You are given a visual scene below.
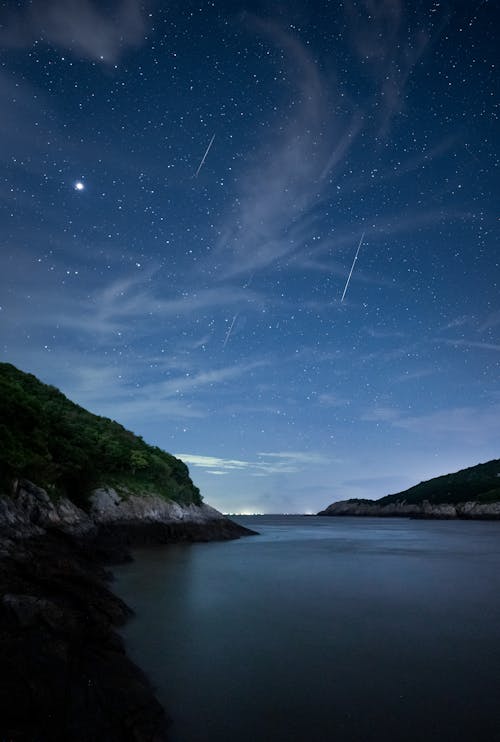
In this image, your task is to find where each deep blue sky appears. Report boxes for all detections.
[1,0,498,513]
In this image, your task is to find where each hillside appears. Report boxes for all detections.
[0,362,202,508]
[0,363,252,737]
[318,458,500,518]
[378,459,500,506]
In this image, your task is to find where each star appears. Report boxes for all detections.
[0,0,496,517]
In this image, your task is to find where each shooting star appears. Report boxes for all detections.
[242,272,254,289]
[341,231,365,303]
[195,133,215,177]
[223,313,238,348]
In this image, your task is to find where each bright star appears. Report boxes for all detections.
[74,181,85,191]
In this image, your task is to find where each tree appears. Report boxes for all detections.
[130,450,149,474]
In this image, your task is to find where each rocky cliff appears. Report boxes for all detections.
[0,478,251,545]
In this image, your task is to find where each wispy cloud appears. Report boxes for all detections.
[177,450,333,476]
[394,405,500,442]
[151,363,267,399]
[364,327,406,340]
[317,393,350,408]
[288,206,470,290]
[28,269,264,340]
[343,0,445,135]
[6,344,267,423]
[258,451,332,465]
[362,406,402,423]
[363,402,500,444]
[393,368,438,383]
[77,361,268,423]
[440,338,500,353]
[439,316,472,332]
[212,17,360,279]
[206,5,460,295]
[174,455,250,471]
[479,310,500,333]
[0,0,149,63]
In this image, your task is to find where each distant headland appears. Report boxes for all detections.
[318,459,500,519]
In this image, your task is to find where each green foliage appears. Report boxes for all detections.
[0,363,202,508]
[130,450,149,473]
[379,459,500,506]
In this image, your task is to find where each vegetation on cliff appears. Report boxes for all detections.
[318,460,500,518]
[378,459,500,506]
[0,362,202,507]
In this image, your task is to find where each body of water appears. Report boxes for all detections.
[114,516,500,741]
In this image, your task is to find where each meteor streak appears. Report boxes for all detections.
[195,133,216,177]
[223,313,238,348]
[341,231,365,303]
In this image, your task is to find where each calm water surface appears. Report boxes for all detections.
[114,516,500,741]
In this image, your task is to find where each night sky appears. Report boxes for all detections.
[1,0,498,513]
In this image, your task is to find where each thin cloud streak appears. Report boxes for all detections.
[71,363,267,423]
[6,347,267,423]
[26,271,265,340]
[363,403,500,444]
[258,451,333,465]
[441,338,500,353]
[394,405,500,442]
[177,450,334,476]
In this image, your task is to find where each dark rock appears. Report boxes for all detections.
[2,593,65,630]
[318,498,500,519]
[0,531,169,741]
[0,480,257,740]
[94,516,257,551]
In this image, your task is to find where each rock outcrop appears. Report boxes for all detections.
[89,485,249,544]
[0,479,252,547]
[0,479,95,543]
[318,498,500,519]
[0,529,169,741]
[0,480,255,740]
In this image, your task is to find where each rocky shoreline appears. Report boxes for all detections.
[0,480,255,740]
[318,498,500,519]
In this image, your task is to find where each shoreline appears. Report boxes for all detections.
[318,500,500,519]
[0,481,255,740]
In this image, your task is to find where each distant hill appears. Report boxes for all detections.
[318,459,500,518]
[378,459,500,506]
[0,362,202,507]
